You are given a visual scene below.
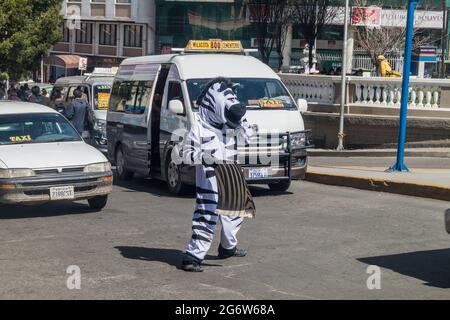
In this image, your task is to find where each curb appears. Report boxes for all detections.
[307,149,450,158]
[305,170,450,202]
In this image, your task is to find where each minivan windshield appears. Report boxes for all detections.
[187,78,296,111]
[93,84,112,110]
[0,113,82,145]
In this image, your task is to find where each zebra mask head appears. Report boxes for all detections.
[197,77,246,130]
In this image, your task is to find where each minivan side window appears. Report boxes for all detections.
[109,80,153,115]
[167,82,183,106]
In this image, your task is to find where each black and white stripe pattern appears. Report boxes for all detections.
[184,78,256,261]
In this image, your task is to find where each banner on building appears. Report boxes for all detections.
[351,6,382,28]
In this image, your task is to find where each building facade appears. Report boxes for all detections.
[46,0,446,80]
[46,0,155,81]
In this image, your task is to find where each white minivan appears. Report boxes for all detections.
[107,40,312,194]
[0,102,113,210]
[53,69,115,154]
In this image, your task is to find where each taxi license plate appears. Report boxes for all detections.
[50,186,75,200]
[248,168,269,179]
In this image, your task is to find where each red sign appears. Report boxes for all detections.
[351,6,382,27]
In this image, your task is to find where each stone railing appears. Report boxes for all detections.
[280,73,450,110]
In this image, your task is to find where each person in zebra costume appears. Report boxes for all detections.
[181,77,257,272]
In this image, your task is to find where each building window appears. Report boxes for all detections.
[116,0,131,3]
[124,25,143,48]
[76,22,93,44]
[60,23,70,43]
[99,24,117,46]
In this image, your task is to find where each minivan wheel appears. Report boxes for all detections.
[115,146,134,181]
[88,195,108,211]
[268,180,291,192]
[165,157,184,195]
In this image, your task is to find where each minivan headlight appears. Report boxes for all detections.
[94,119,106,133]
[0,168,35,179]
[84,162,112,173]
[290,132,307,148]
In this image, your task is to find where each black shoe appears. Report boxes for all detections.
[181,254,204,272]
[218,245,247,259]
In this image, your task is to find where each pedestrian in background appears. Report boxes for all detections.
[0,84,6,100]
[40,89,51,107]
[65,89,89,135]
[28,86,45,105]
[7,88,20,101]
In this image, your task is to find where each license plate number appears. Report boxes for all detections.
[50,186,75,200]
[248,168,269,179]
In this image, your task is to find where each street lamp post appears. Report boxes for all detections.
[389,0,419,172]
[337,0,349,151]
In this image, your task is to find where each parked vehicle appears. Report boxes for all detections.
[53,68,116,154]
[107,40,312,194]
[0,102,113,210]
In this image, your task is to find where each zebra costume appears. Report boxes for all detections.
[182,78,256,270]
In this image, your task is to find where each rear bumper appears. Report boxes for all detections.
[0,172,113,204]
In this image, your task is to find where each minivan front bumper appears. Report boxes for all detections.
[0,172,113,204]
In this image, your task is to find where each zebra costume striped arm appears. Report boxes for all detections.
[182,120,202,166]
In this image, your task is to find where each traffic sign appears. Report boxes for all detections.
[78,57,88,71]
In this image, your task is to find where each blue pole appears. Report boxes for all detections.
[389,0,419,172]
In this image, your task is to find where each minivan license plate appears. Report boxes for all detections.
[248,168,269,179]
[50,186,75,200]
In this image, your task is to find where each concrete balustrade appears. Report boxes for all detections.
[279,73,450,149]
[280,73,450,110]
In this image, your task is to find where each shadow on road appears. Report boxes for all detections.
[114,176,293,199]
[115,246,223,269]
[358,248,450,289]
[114,177,194,199]
[0,201,96,219]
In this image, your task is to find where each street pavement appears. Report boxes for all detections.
[0,178,449,299]
[308,157,450,201]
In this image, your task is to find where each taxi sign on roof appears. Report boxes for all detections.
[185,39,243,53]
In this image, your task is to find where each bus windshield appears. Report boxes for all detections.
[187,78,296,111]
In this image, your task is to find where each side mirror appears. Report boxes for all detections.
[297,98,308,114]
[168,99,185,115]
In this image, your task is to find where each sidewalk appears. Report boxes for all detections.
[307,157,450,201]
[308,148,450,158]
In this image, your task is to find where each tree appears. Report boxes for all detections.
[0,0,62,80]
[292,0,340,70]
[353,0,438,68]
[246,0,292,68]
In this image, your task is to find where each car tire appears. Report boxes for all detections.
[268,180,291,192]
[115,146,134,181]
[88,195,108,211]
[165,155,185,195]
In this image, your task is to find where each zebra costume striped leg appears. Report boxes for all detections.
[186,164,244,261]
[182,78,255,266]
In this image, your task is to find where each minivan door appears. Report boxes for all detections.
[148,64,170,174]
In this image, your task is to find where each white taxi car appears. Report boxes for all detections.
[0,102,113,210]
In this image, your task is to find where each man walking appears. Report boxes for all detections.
[65,89,89,135]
